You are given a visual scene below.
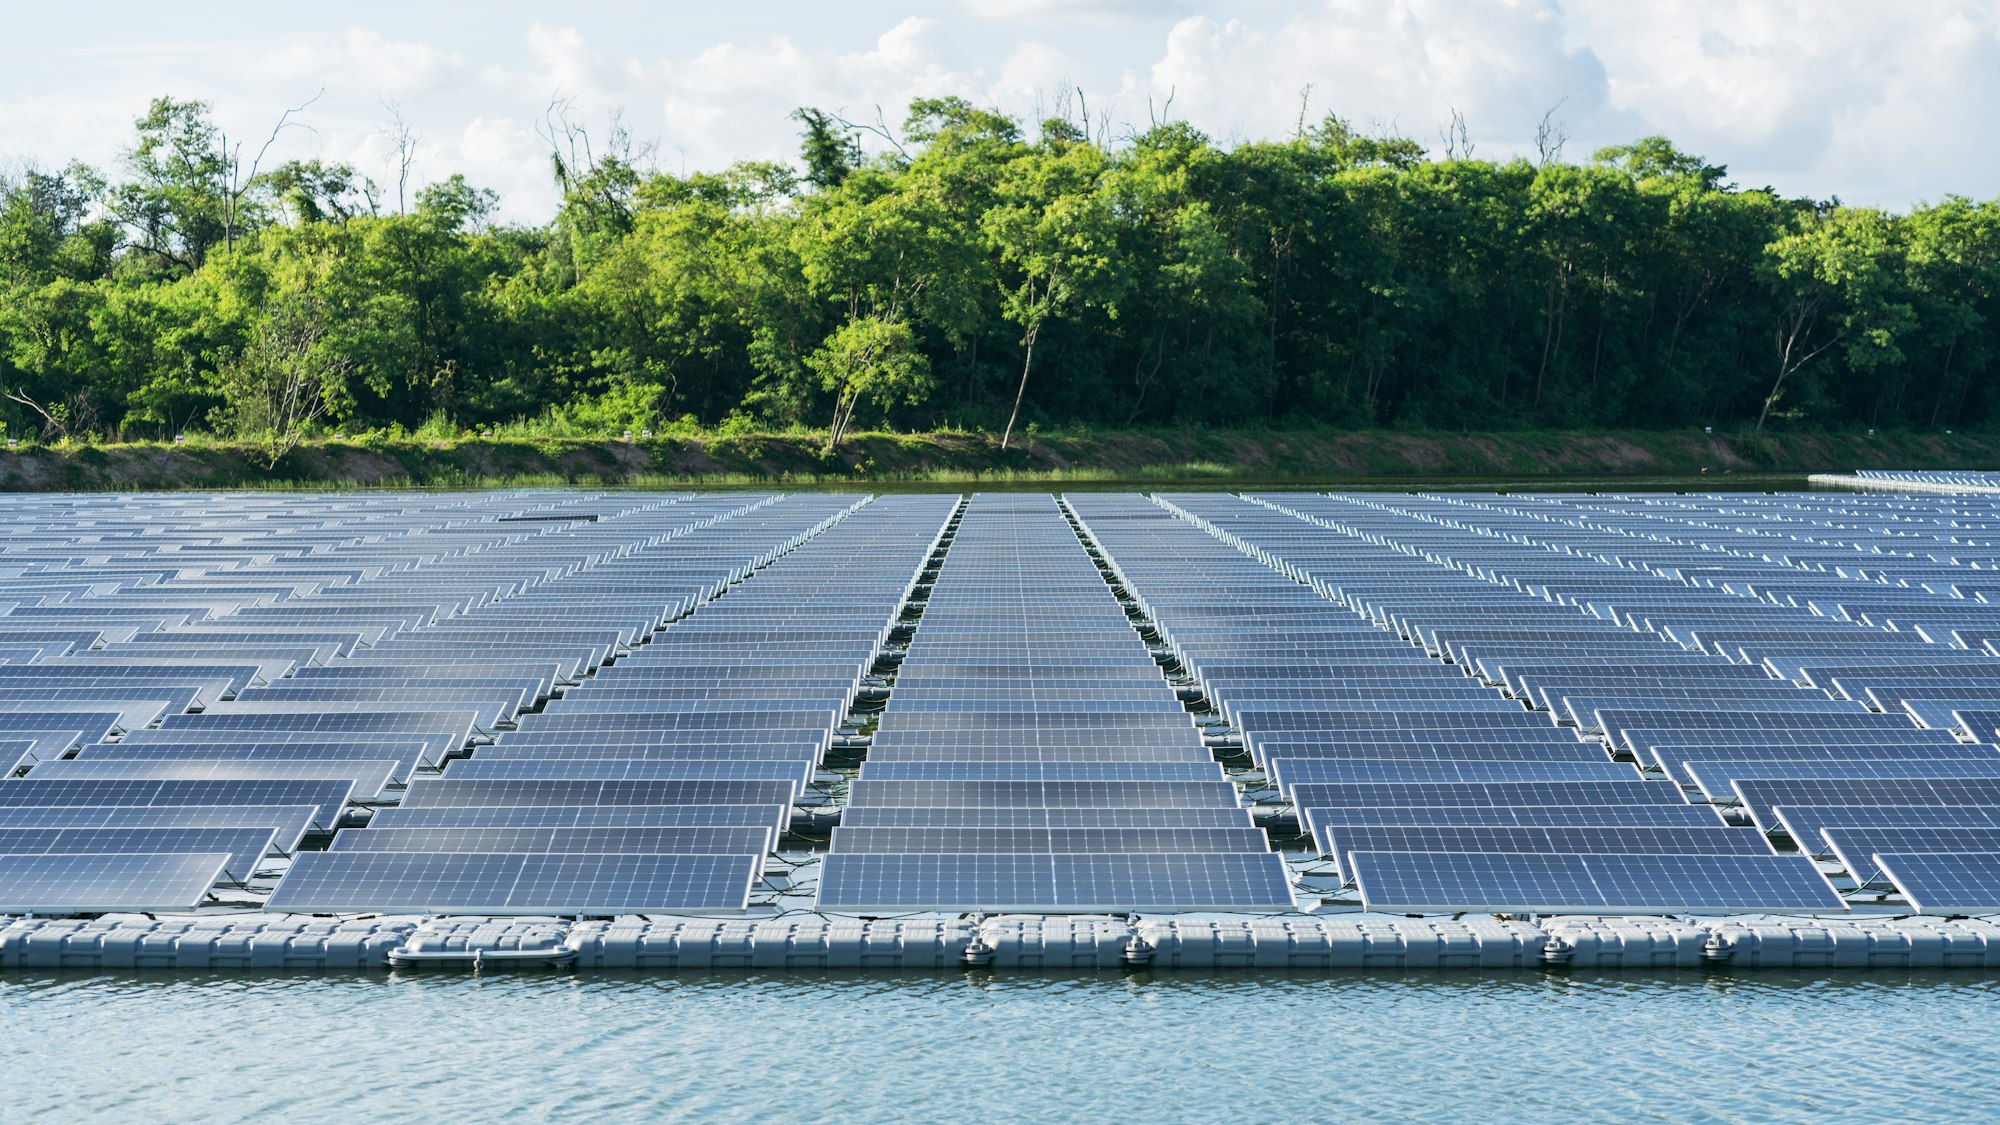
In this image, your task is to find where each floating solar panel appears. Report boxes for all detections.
[266,851,760,914]
[1290,779,1689,809]
[1872,852,2000,914]
[22,759,402,800]
[442,758,815,792]
[1348,850,1845,914]
[844,781,1240,809]
[1684,758,2000,801]
[1771,804,2000,855]
[1269,758,1640,790]
[398,778,797,809]
[1820,826,2000,885]
[1734,778,2000,833]
[830,826,1271,854]
[0,805,318,851]
[363,804,792,833]
[815,851,1294,913]
[837,806,1257,829]
[0,852,231,913]
[1302,805,1732,844]
[0,779,354,831]
[856,762,1224,783]
[329,825,773,855]
[0,827,277,882]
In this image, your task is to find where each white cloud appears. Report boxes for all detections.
[1145,2,1614,153]
[961,0,1189,22]
[253,29,465,100]
[0,3,1993,221]
[1565,0,2000,202]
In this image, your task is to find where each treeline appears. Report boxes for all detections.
[3,95,1998,453]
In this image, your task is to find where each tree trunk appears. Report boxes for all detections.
[1125,325,1166,426]
[1000,322,1040,450]
[824,386,856,454]
[1760,348,1792,430]
[1533,269,1566,409]
[1929,340,1958,428]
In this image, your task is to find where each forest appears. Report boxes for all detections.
[2,94,1997,456]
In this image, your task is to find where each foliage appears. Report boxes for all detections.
[805,315,931,450]
[1,98,1998,448]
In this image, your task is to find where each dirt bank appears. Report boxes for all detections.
[1,429,1995,490]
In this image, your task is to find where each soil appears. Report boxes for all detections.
[1,429,1995,490]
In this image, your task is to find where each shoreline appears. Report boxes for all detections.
[2,429,1996,491]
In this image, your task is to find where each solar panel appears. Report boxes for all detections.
[71,740,431,782]
[0,804,317,851]
[441,758,814,791]
[844,781,1241,809]
[329,825,774,855]
[856,762,1223,783]
[23,759,402,799]
[1821,826,2000,885]
[1245,734,1608,764]
[266,851,760,914]
[1302,805,1731,843]
[1771,805,2000,854]
[815,851,1295,912]
[1289,779,1688,809]
[835,807,1257,829]
[1348,850,1845,914]
[1315,824,1772,878]
[362,804,791,832]
[1685,758,2000,801]
[1873,852,2000,914]
[0,779,354,831]
[829,827,1272,853]
[0,827,277,882]
[0,852,231,912]
[1645,740,1987,781]
[1269,758,1640,790]
[398,778,797,808]
[1734,778,2000,832]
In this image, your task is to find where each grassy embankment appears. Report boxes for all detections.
[1,429,1995,491]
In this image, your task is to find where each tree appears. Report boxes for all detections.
[805,315,931,451]
[983,132,1124,448]
[109,97,231,274]
[1756,208,1914,431]
[213,231,357,465]
[792,108,861,190]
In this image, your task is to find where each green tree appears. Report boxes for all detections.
[983,128,1124,447]
[1756,207,1914,431]
[805,314,931,451]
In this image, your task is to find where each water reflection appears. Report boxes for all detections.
[4,969,1997,1121]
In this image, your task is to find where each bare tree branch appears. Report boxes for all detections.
[2,388,66,441]
[1439,107,1474,160]
[380,96,420,214]
[222,88,324,252]
[1535,97,1570,166]
[833,106,909,159]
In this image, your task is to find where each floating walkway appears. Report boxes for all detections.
[7,912,2000,972]
[1810,471,2000,494]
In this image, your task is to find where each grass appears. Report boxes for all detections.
[2,426,1997,492]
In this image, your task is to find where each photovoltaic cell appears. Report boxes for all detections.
[1348,850,1844,914]
[0,852,231,913]
[266,851,760,914]
[1873,852,2000,914]
[816,851,1294,913]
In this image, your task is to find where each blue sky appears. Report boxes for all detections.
[3,1,1995,220]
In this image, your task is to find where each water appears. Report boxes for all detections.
[5,971,1996,1121]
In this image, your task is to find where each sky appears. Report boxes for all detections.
[2,0,1995,222]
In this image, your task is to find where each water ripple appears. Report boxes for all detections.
[5,971,2000,1122]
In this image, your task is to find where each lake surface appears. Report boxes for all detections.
[6,970,1997,1122]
